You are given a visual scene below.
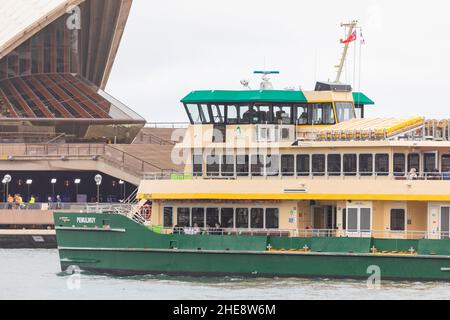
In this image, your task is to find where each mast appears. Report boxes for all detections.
[334,20,358,83]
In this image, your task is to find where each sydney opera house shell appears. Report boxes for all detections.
[0,0,145,143]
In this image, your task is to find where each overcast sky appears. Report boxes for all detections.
[106,0,450,123]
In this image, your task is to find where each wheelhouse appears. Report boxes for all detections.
[182,90,374,126]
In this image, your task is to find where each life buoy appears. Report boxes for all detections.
[142,205,152,221]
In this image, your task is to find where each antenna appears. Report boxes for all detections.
[334,20,358,83]
[254,71,280,90]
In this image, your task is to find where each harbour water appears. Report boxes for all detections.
[0,249,449,300]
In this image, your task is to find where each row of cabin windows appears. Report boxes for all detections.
[193,153,450,177]
[185,102,356,126]
[342,208,405,231]
[163,207,279,229]
[194,153,390,177]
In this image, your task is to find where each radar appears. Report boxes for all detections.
[254,71,279,91]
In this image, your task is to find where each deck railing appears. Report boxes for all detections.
[142,171,450,181]
[149,227,445,240]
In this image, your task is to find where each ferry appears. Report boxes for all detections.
[54,23,450,281]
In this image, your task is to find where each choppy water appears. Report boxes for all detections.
[0,249,449,300]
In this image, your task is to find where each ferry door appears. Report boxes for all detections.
[441,207,450,239]
[346,205,372,238]
[312,206,336,236]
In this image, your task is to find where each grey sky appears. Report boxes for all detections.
[106,0,450,123]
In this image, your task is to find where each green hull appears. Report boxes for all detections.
[54,213,450,281]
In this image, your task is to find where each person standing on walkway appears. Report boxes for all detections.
[7,194,13,209]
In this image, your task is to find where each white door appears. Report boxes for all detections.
[346,207,372,237]
[441,207,450,239]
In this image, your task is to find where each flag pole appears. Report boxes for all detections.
[335,20,358,83]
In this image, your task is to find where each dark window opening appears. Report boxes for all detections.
[163,207,173,227]
[343,154,357,176]
[297,155,310,176]
[281,155,295,176]
[221,155,235,177]
[251,155,264,177]
[236,208,249,228]
[266,208,279,229]
[394,154,406,176]
[236,155,249,176]
[312,154,325,176]
[390,209,405,231]
[359,154,373,176]
[327,154,341,176]
[375,154,389,176]
[221,208,234,228]
[251,208,264,228]
[177,208,190,227]
[192,208,205,228]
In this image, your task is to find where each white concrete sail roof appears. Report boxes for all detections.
[0,0,83,59]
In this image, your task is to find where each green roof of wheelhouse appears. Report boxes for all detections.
[181,90,375,105]
[181,90,308,104]
[353,92,375,105]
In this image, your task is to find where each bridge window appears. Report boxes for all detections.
[343,154,357,176]
[312,154,325,176]
[239,105,252,124]
[236,155,249,176]
[227,105,238,124]
[309,103,335,125]
[266,208,279,229]
[266,154,279,176]
[394,154,406,176]
[177,208,191,227]
[281,155,295,176]
[236,208,249,228]
[297,155,310,176]
[253,104,271,124]
[163,207,173,227]
[199,104,212,124]
[408,153,420,173]
[221,208,234,228]
[295,104,308,125]
[335,102,356,123]
[221,155,235,177]
[185,104,202,124]
[192,208,205,228]
[327,154,341,176]
[273,105,293,125]
[206,208,220,228]
[211,104,225,124]
[359,154,373,176]
[390,209,405,231]
[251,208,264,228]
[375,154,389,176]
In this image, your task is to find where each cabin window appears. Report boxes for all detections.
[163,207,173,227]
[390,209,405,231]
[251,208,264,228]
[423,153,437,173]
[394,154,406,176]
[251,155,264,176]
[297,155,310,176]
[211,104,225,124]
[295,104,308,125]
[206,153,220,177]
[206,208,220,228]
[185,104,202,124]
[236,155,249,176]
[221,208,234,228]
[177,208,191,227]
[312,154,325,176]
[335,102,356,123]
[192,154,203,177]
[359,154,373,176]
[375,154,389,176]
[253,104,271,124]
[407,153,420,173]
[192,208,205,228]
[273,105,293,125]
[442,155,450,173]
[342,208,347,230]
[221,155,235,177]
[266,154,280,176]
[281,155,295,176]
[227,105,238,124]
[327,154,341,176]
[266,208,279,229]
[343,154,357,176]
[199,104,212,124]
[236,208,249,228]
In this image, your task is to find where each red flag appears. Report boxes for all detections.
[340,31,357,44]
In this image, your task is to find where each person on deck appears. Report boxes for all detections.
[7,194,13,209]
